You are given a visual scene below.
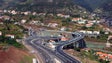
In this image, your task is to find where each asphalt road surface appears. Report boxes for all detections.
[25,29,85,63]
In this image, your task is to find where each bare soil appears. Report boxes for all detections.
[0,46,32,63]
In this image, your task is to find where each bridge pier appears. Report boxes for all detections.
[63,39,86,49]
[78,39,86,48]
[73,39,86,49]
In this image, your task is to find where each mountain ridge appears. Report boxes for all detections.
[0,0,111,15]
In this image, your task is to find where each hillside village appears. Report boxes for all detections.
[0,9,112,42]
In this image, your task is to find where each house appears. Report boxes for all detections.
[41,23,44,26]
[0,19,3,24]
[14,22,20,25]
[11,10,17,15]
[93,31,100,35]
[0,16,2,19]
[88,20,100,24]
[47,23,58,28]
[39,13,46,15]
[32,12,37,15]
[48,13,54,16]
[79,30,86,34]
[21,19,27,24]
[96,21,100,24]
[60,27,67,31]
[105,31,109,35]
[79,30,100,38]
[72,18,81,22]
[78,20,86,24]
[88,20,96,24]
[2,16,10,20]
[8,10,11,13]
[0,10,3,13]
[57,14,70,18]
[61,36,68,41]
[24,12,29,15]
[96,52,112,60]
[57,14,64,17]
[86,31,93,34]
[5,34,15,38]
[23,11,31,15]
[3,10,7,13]
[0,31,2,36]
[29,20,41,25]
[64,15,70,18]
[86,23,93,27]
[108,35,112,40]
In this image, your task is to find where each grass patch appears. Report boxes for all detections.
[20,55,33,63]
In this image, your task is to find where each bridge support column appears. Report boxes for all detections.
[78,39,86,48]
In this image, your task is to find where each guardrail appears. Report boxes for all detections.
[34,30,86,63]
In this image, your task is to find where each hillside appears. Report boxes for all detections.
[0,0,111,11]
[0,0,112,16]
[101,0,112,14]
[0,46,33,63]
[0,0,88,15]
[73,0,111,11]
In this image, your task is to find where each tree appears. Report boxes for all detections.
[100,30,105,34]
[81,26,87,30]
[61,18,71,26]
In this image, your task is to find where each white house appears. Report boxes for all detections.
[47,23,58,28]
[0,31,2,36]
[86,31,93,34]
[57,14,70,18]
[60,27,67,31]
[8,10,11,13]
[57,14,64,17]
[86,23,93,27]
[78,20,86,24]
[105,31,109,35]
[108,35,112,40]
[30,20,41,25]
[11,10,17,15]
[38,13,46,16]
[21,19,27,24]
[3,10,7,13]
[93,31,100,35]
[5,34,15,38]
[72,18,80,22]
[64,15,70,18]
[32,12,37,15]
[79,30,86,34]
[23,11,31,15]
[79,30,100,38]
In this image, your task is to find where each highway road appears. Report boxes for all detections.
[26,30,59,63]
[25,29,85,63]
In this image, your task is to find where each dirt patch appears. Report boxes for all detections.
[0,46,32,63]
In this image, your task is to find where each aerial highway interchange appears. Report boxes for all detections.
[25,29,86,63]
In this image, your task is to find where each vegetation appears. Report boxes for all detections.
[0,20,24,39]
[0,36,24,48]
[61,18,71,26]
[20,55,33,63]
[0,18,25,48]
[81,49,110,63]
